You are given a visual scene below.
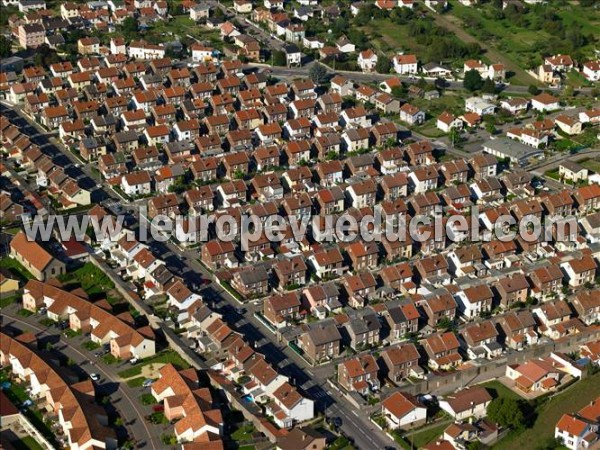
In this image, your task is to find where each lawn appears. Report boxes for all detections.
[117,351,191,379]
[144,16,224,50]
[578,158,600,174]
[11,436,45,450]
[231,423,255,441]
[404,422,449,448]
[495,372,600,449]
[0,294,19,308]
[127,377,147,388]
[0,257,34,282]
[139,393,157,405]
[479,380,522,401]
[57,263,115,297]
[545,168,560,181]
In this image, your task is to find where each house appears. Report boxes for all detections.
[498,310,539,351]
[201,240,236,271]
[460,320,502,360]
[284,44,302,67]
[382,392,427,430]
[231,265,269,298]
[422,291,457,328]
[559,161,588,183]
[121,171,153,197]
[465,97,495,116]
[528,263,564,301]
[454,284,494,320]
[263,292,301,328]
[358,50,378,73]
[297,320,342,364]
[421,332,462,370]
[381,343,421,384]
[9,231,66,281]
[399,103,425,125]
[343,307,381,349]
[382,301,420,341]
[338,354,379,394]
[495,273,530,309]
[533,300,572,337]
[583,60,600,82]
[560,255,597,288]
[573,185,600,214]
[302,282,342,315]
[555,115,582,135]
[439,387,492,420]
[571,290,600,326]
[336,36,355,53]
[555,409,600,450]
[393,54,418,74]
[506,357,562,394]
[531,93,560,112]
[437,111,463,133]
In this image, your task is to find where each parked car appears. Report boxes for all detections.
[142,379,154,388]
[90,373,100,381]
[129,357,138,365]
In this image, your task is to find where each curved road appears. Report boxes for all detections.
[2,310,158,450]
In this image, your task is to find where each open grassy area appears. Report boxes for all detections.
[404,422,449,448]
[11,436,45,450]
[0,294,20,309]
[57,263,115,297]
[479,380,522,401]
[579,158,600,174]
[495,372,600,449]
[0,257,34,282]
[446,0,599,76]
[231,423,255,441]
[142,16,223,50]
[118,350,191,379]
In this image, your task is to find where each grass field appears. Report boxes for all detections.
[404,422,450,448]
[57,263,115,297]
[495,372,600,449]
[579,158,600,174]
[11,436,45,450]
[118,350,191,379]
[479,380,522,401]
[0,257,33,282]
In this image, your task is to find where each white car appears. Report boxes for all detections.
[90,373,100,381]
[129,357,138,365]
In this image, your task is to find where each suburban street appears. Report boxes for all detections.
[1,306,161,450]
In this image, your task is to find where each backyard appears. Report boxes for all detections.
[57,263,117,299]
[494,372,600,449]
[0,257,33,282]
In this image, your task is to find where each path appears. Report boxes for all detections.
[431,11,539,86]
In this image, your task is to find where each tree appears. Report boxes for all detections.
[271,50,286,67]
[481,77,497,94]
[309,62,328,85]
[487,397,527,430]
[375,55,391,74]
[121,17,138,40]
[0,36,11,58]
[464,69,483,91]
[528,84,541,96]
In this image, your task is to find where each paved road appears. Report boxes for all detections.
[1,307,161,449]
[247,62,596,96]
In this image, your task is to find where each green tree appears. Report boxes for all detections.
[121,17,138,40]
[375,55,391,74]
[309,62,328,85]
[481,77,496,94]
[271,50,286,67]
[464,69,483,91]
[0,36,11,58]
[528,85,541,96]
[487,397,526,430]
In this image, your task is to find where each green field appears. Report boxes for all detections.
[117,350,191,379]
[11,436,45,450]
[495,372,600,449]
[403,422,450,448]
[447,0,600,74]
[0,257,33,282]
[57,263,115,297]
[579,158,600,174]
